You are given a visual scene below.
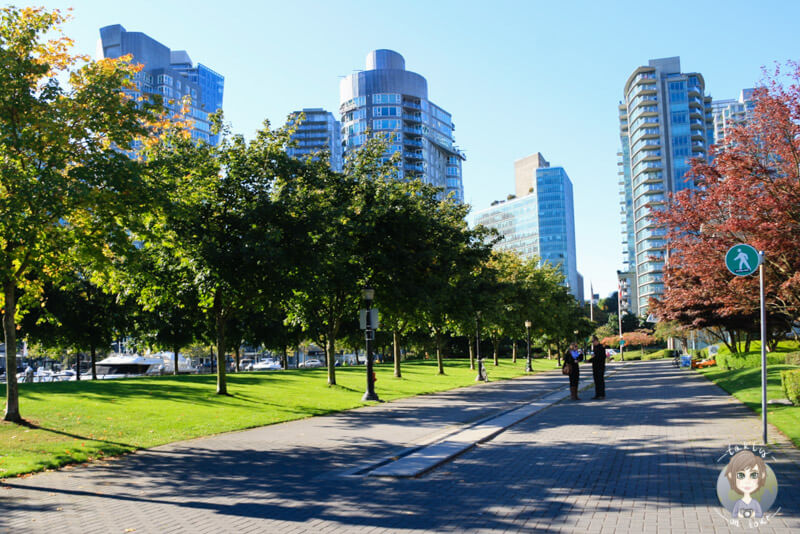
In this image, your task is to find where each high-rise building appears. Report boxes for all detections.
[287,108,343,172]
[339,50,465,202]
[473,154,580,299]
[618,57,713,314]
[711,88,755,145]
[98,24,224,146]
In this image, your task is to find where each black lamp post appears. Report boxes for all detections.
[362,287,380,402]
[525,320,532,372]
[475,311,486,382]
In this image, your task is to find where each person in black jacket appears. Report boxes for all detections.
[563,342,583,400]
[589,336,606,399]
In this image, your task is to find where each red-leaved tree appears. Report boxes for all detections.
[651,62,800,353]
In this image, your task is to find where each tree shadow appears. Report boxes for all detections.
[1,361,798,532]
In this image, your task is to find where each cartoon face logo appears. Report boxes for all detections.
[717,450,778,520]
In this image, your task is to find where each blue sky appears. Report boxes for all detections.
[38,0,799,298]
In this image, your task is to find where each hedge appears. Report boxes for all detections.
[782,369,800,406]
[785,351,800,366]
[642,349,675,361]
[716,351,787,370]
[612,353,641,361]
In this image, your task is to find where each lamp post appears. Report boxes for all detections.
[362,287,380,402]
[475,311,486,381]
[525,320,532,372]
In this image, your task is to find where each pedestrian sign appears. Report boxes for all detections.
[725,244,760,276]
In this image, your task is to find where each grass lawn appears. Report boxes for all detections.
[0,358,557,477]
[699,364,800,448]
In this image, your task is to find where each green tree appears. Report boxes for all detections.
[0,7,159,422]
[285,139,397,385]
[136,118,295,394]
[20,273,131,380]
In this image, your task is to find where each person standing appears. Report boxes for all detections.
[563,342,583,400]
[590,336,606,400]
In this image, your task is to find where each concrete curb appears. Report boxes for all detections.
[364,363,626,478]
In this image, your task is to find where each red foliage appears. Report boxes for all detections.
[652,62,800,337]
[622,331,656,348]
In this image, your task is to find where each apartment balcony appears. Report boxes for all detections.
[402,100,422,110]
[403,137,423,148]
[404,126,423,136]
[405,150,423,160]
[403,113,422,123]
[404,162,424,173]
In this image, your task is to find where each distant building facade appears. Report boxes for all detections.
[287,108,343,172]
[339,50,464,202]
[98,24,224,146]
[473,154,580,300]
[618,57,713,314]
[711,88,755,145]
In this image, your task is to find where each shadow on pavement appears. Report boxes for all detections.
[1,361,798,532]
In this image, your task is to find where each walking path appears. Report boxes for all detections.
[1,360,799,533]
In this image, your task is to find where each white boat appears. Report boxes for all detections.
[150,352,197,374]
[91,354,166,379]
[87,352,197,379]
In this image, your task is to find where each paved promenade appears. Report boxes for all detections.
[2,360,799,533]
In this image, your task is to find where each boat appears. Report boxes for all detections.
[150,351,197,374]
[91,354,166,379]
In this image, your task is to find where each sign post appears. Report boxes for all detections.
[725,244,767,444]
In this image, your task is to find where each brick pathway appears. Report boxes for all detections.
[1,360,799,533]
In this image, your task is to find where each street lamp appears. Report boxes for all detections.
[525,320,532,372]
[362,287,379,402]
[475,311,486,381]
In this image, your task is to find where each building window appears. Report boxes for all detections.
[372,93,401,104]
[373,106,399,117]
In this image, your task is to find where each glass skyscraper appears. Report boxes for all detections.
[618,57,713,314]
[473,154,580,300]
[287,108,343,172]
[98,25,224,146]
[711,88,755,145]
[339,50,465,202]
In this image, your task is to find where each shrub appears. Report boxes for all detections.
[785,352,800,366]
[781,369,800,406]
[716,351,787,370]
[642,349,674,360]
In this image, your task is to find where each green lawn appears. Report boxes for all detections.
[0,358,557,477]
[699,364,800,448]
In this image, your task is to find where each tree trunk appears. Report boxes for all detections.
[76,350,81,381]
[393,330,401,378]
[3,282,22,423]
[469,336,475,370]
[325,333,336,385]
[492,335,499,366]
[512,340,517,363]
[214,291,228,395]
[235,345,240,373]
[90,344,97,380]
[282,346,288,370]
[435,330,444,375]
[173,345,180,375]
